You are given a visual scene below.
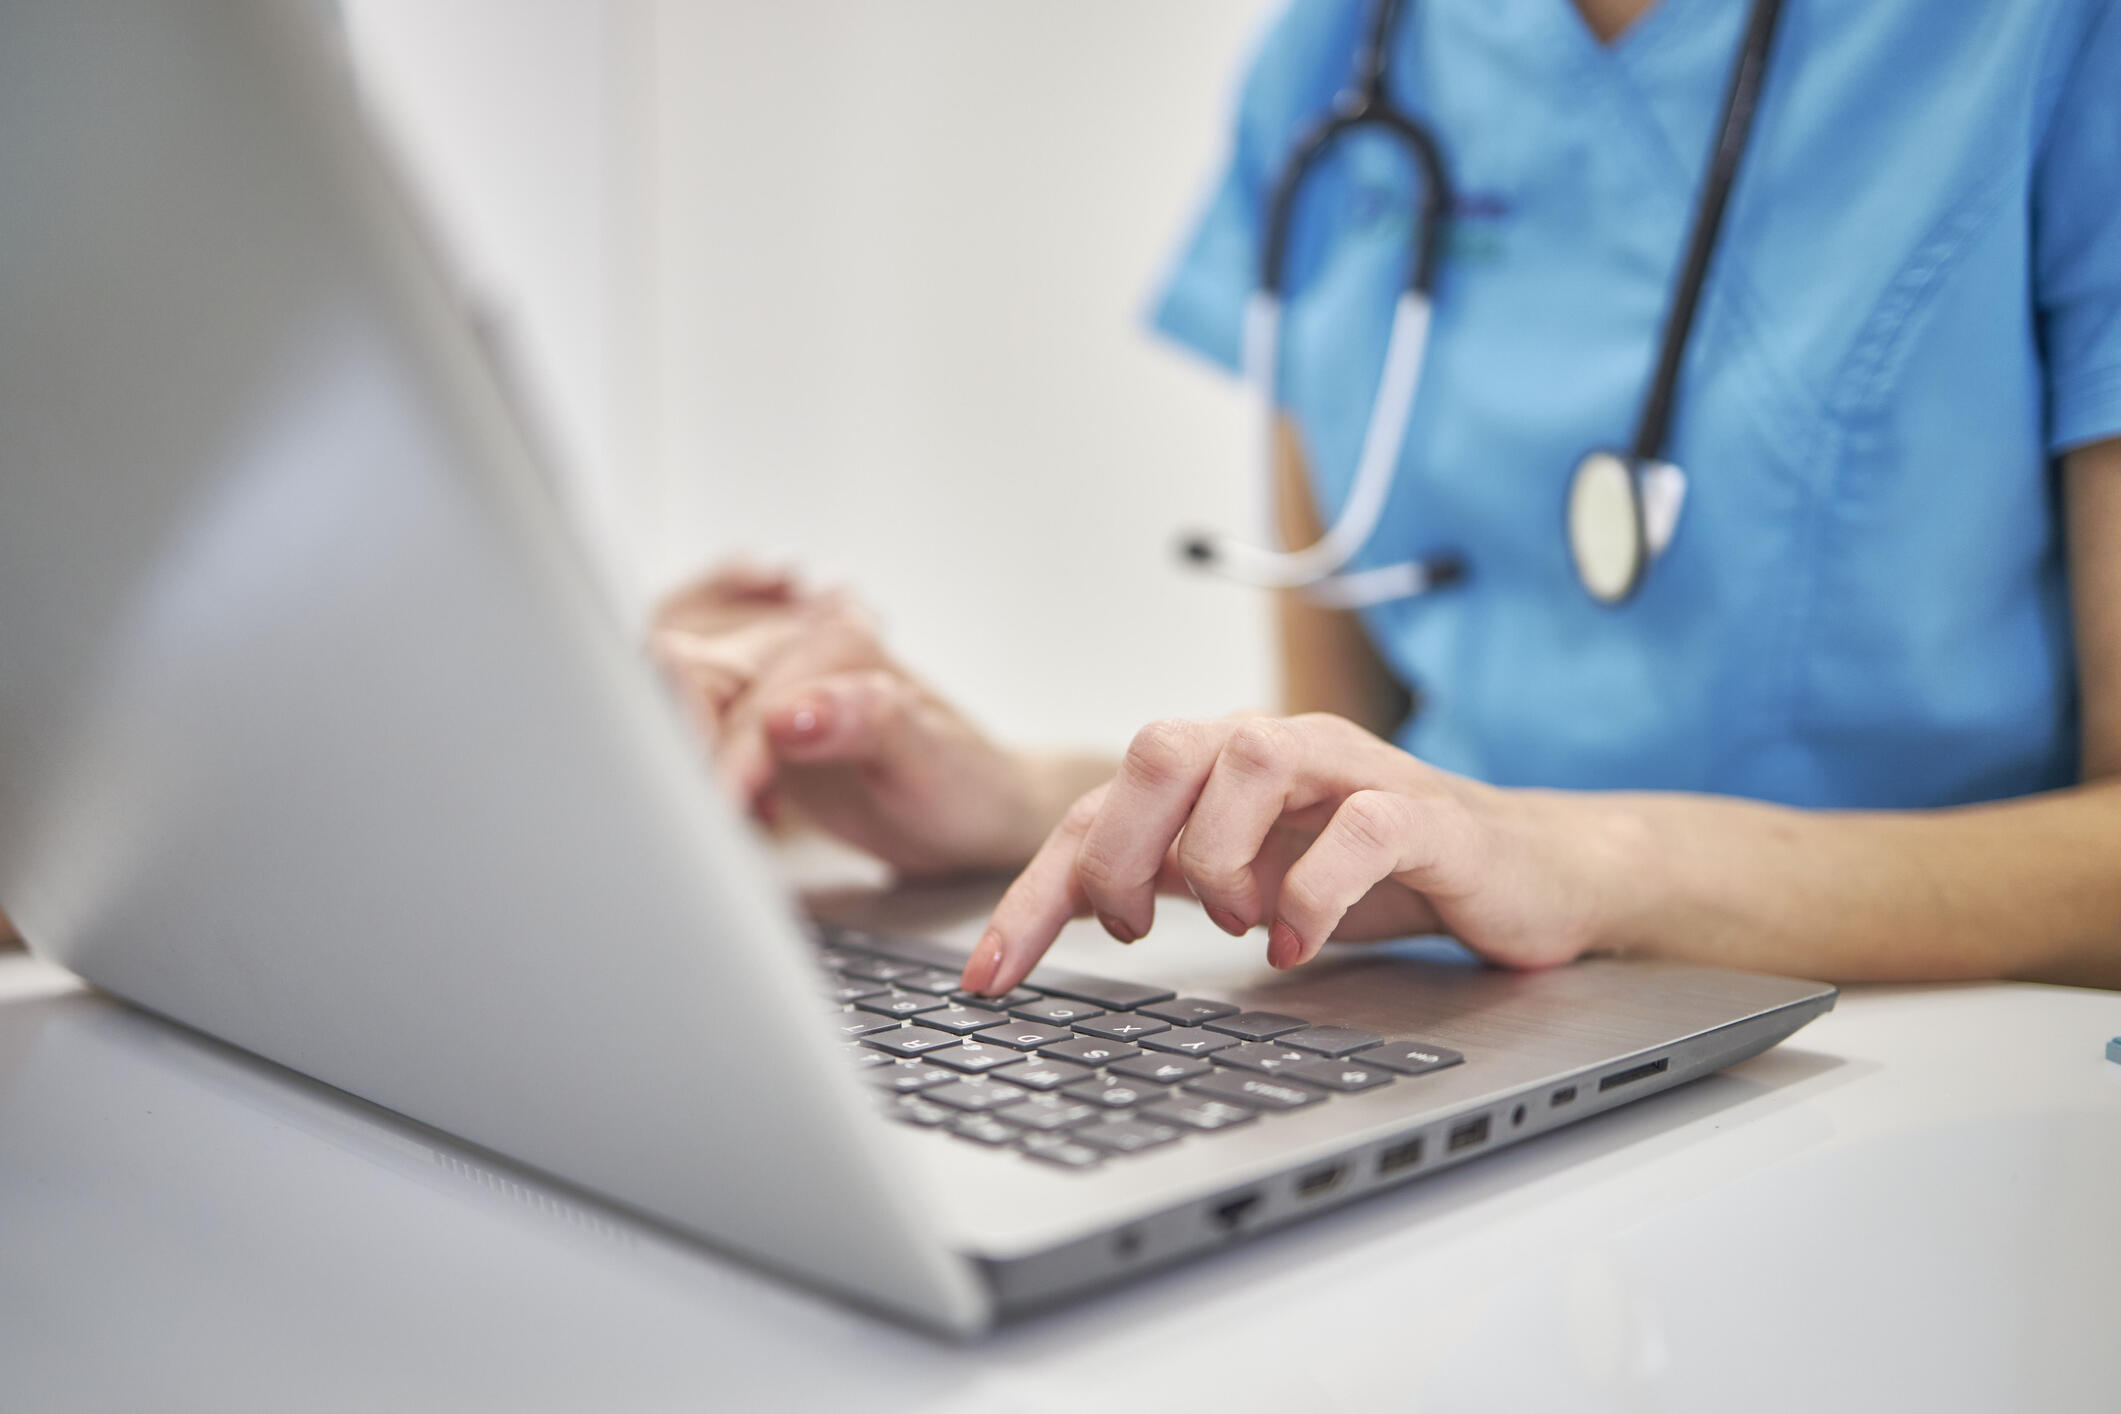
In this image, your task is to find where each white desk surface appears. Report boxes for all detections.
[4,887,2119,1414]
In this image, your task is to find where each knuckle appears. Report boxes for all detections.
[1278,871,1331,924]
[1124,719,1195,785]
[1222,718,1293,776]
[1073,835,1127,894]
[850,667,908,716]
[1337,789,1408,855]
[1291,710,1355,741]
[1059,789,1105,837]
[1175,834,1245,896]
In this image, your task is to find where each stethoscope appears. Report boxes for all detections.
[1181,0,1784,607]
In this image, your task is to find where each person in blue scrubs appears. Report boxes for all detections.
[653,0,2121,992]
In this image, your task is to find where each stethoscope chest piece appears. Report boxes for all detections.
[1179,0,1779,611]
[1566,451,1687,605]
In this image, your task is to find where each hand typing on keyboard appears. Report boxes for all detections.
[649,561,1106,876]
[960,713,1635,998]
[818,924,1464,1170]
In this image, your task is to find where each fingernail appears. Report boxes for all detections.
[1204,906,1249,937]
[771,695,832,742]
[1268,918,1305,969]
[1095,912,1139,944]
[961,931,1003,995]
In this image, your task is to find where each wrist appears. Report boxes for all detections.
[1572,794,1665,957]
[1488,785,1663,961]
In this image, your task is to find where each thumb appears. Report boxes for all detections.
[761,670,922,767]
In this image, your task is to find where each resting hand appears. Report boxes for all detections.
[961,713,1639,994]
[650,562,1059,876]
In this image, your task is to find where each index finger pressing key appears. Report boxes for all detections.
[962,789,1106,996]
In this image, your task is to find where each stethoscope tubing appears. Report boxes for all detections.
[1180,0,1781,609]
[1628,0,1783,463]
[1196,288,1431,591]
[1181,0,1454,607]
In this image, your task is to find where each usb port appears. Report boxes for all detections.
[1550,1085,1577,1107]
[1447,1115,1490,1153]
[1296,1164,1346,1198]
[1377,1137,1423,1175]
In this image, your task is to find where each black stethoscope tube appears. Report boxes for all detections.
[1260,0,1451,301]
[1629,0,1784,466]
[1182,0,1784,608]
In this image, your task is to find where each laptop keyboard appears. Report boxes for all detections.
[813,923,1465,1173]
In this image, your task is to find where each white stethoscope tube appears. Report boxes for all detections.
[1184,288,1450,608]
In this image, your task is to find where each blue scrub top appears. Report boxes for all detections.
[1153,0,2121,808]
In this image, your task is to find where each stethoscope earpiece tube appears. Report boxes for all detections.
[1628,0,1784,468]
[1179,0,1781,610]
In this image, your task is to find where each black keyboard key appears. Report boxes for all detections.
[834,1013,904,1040]
[841,1041,892,1068]
[995,1057,1094,1092]
[1031,974,1177,1011]
[997,1095,1099,1132]
[950,1114,1021,1146]
[841,955,924,983]
[1020,1134,1104,1169]
[895,969,968,996]
[856,991,945,1019]
[1281,1025,1383,1057]
[862,1026,960,1058]
[1141,1027,1239,1057]
[1353,1040,1465,1075]
[1073,1014,1171,1043]
[1184,1071,1325,1111]
[867,1061,958,1094]
[892,1096,952,1127]
[1071,1118,1180,1155]
[1062,1078,1170,1109]
[925,1078,1028,1113]
[951,986,1041,1010]
[1139,1097,1257,1132]
[920,1003,1009,1035]
[828,979,889,1004]
[1011,998,1107,1026]
[1138,997,1241,1026]
[1214,1041,1312,1074]
[926,1039,1019,1073]
[1283,1058,1394,1092]
[1203,1011,1309,1041]
[1040,1036,1143,1067]
[975,1020,1077,1051]
[1110,1053,1212,1085]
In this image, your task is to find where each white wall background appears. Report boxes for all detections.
[342,0,1278,755]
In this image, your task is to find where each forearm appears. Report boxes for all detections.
[1587,780,2121,989]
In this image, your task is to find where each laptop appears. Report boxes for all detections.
[0,0,1835,1336]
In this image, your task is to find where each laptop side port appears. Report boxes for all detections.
[1550,1085,1577,1107]
[1598,1057,1670,1092]
[1377,1136,1423,1175]
[1211,1193,1260,1231]
[1447,1114,1490,1153]
[1296,1163,1345,1199]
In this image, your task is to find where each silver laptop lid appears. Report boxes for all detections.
[0,0,985,1334]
